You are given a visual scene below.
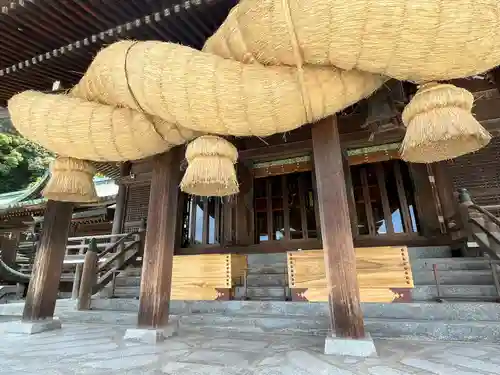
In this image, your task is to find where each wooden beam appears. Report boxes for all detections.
[137,148,182,328]
[312,116,365,339]
[22,200,73,321]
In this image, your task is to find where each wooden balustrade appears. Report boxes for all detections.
[77,239,99,311]
[76,228,145,309]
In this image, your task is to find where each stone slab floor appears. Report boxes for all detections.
[0,323,499,375]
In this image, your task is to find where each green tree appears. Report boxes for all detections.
[0,130,53,194]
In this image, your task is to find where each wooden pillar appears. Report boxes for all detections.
[137,148,181,328]
[433,162,458,226]
[77,239,99,311]
[71,239,86,299]
[111,163,130,237]
[22,201,73,321]
[0,233,19,266]
[312,116,365,339]
[235,163,254,245]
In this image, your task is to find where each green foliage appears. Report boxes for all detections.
[0,131,53,194]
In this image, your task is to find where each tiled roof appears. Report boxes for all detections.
[0,175,118,214]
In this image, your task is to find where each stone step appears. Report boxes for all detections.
[246,286,286,300]
[412,285,500,301]
[411,258,493,271]
[120,268,142,277]
[179,314,500,342]
[111,284,500,302]
[362,302,500,321]
[247,263,287,274]
[365,318,500,342]
[408,246,452,260]
[246,273,287,287]
[90,298,500,322]
[16,307,500,342]
[412,270,495,285]
[247,253,287,265]
[112,286,139,298]
[114,276,141,287]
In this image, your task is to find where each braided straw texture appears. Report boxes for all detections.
[43,157,98,202]
[205,0,500,82]
[71,41,384,137]
[7,0,500,163]
[400,83,492,162]
[8,90,198,161]
[181,136,239,196]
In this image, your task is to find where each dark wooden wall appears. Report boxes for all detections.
[447,137,500,207]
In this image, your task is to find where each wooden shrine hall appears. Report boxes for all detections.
[1,0,500,351]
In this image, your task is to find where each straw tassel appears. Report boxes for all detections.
[400,83,492,163]
[43,156,98,203]
[180,136,239,197]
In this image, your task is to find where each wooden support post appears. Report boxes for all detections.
[77,239,99,311]
[111,163,130,237]
[112,163,130,269]
[22,201,73,322]
[71,239,86,299]
[0,233,19,266]
[312,116,365,339]
[137,149,181,328]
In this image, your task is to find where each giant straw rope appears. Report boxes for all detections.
[7,0,499,201]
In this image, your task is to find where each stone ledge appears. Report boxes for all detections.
[124,319,179,344]
[324,332,377,357]
[0,318,62,335]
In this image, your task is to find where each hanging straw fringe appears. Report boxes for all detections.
[400,83,492,163]
[43,157,98,203]
[180,136,239,197]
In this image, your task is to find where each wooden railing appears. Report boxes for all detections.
[77,226,146,310]
[458,188,500,261]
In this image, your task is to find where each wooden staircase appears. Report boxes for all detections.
[0,227,145,300]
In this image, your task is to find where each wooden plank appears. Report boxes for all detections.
[266,178,273,241]
[394,162,413,233]
[282,175,290,240]
[22,201,73,321]
[214,198,220,244]
[426,164,447,234]
[298,174,308,239]
[375,164,394,234]
[433,162,458,226]
[189,195,197,245]
[311,156,322,239]
[222,199,234,246]
[342,150,358,237]
[287,247,414,289]
[297,287,410,303]
[360,167,376,235]
[312,116,365,339]
[235,164,253,246]
[137,149,181,328]
[202,197,209,245]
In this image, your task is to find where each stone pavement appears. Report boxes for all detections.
[0,323,499,375]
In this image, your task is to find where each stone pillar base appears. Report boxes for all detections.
[124,319,179,344]
[0,318,62,335]
[324,332,377,357]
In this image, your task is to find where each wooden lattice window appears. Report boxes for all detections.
[350,160,420,237]
[254,171,318,242]
[180,195,223,247]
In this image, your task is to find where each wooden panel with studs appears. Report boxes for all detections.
[287,247,413,303]
[171,254,247,300]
